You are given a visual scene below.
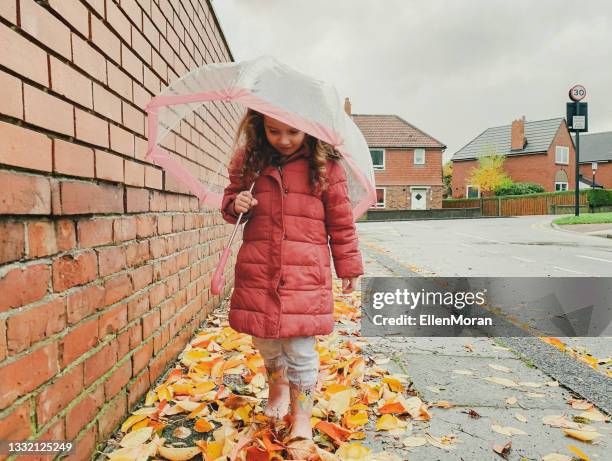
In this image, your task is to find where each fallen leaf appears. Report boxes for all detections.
[505,396,517,405]
[514,413,527,423]
[382,377,404,393]
[488,364,512,373]
[432,401,454,409]
[526,392,546,398]
[158,445,200,461]
[425,433,458,450]
[426,386,441,394]
[568,399,593,410]
[194,418,214,433]
[335,442,371,460]
[518,381,543,388]
[463,409,481,419]
[453,369,474,375]
[328,388,353,416]
[464,343,474,352]
[375,414,405,431]
[563,428,601,442]
[546,381,560,387]
[315,420,353,445]
[119,427,153,448]
[579,408,608,422]
[567,444,592,461]
[402,436,427,448]
[120,414,148,433]
[483,377,518,387]
[542,454,572,461]
[172,426,191,439]
[491,424,527,436]
[493,440,512,459]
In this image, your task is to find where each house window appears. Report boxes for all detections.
[555,146,569,165]
[373,187,386,208]
[414,148,425,165]
[555,182,568,191]
[466,185,480,198]
[370,149,385,170]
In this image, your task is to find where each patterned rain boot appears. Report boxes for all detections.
[286,381,317,460]
[263,365,290,420]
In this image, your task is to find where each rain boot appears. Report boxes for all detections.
[263,365,290,420]
[286,381,317,460]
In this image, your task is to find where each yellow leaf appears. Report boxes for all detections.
[505,396,517,405]
[563,428,600,442]
[514,413,527,423]
[402,436,428,448]
[120,414,148,433]
[375,414,404,431]
[579,409,608,422]
[131,418,150,431]
[425,433,458,450]
[382,377,404,393]
[233,404,251,423]
[343,411,368,429]
[119,427,153,447]
[491,424,527,436]
[194,418,214,433]
[144,390,157,406]
[192,381,216,394]
[158,445,200,461]
[335,442,371,461]
[432,401,454,409]
[328,389,353,416]
[203,441,223,461]
[542,454,572,461]
[567,444,592,461]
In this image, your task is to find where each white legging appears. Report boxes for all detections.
[251,335,319,387]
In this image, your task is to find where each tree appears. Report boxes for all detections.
[467,148,510,195]
[443,161,453,197]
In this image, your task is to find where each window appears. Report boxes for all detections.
[373,188,386,208]
[414,148,425,165]
[555,146,569,165]
[466,185,480,198]
[555,182,568,191]
[370,149,385,170]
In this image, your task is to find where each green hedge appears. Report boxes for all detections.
[495,182,545,196]
[586,189,612,207]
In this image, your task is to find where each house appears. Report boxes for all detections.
[574,131,612,189]
[451,117,575,198]
[346,99,447,210]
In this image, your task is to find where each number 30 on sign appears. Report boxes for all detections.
[569,85,586,102]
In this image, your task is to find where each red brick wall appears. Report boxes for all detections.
[374,148,444,186]
[0,1,240,457]
[580,162,612,189]
[451,123,576,198]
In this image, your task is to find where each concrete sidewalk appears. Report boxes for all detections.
[556,222,612,238]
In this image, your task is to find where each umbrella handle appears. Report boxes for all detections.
[211,181,256,295]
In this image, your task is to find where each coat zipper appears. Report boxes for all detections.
[276,165,285,337]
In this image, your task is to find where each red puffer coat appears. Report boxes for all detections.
[221,144,363,338]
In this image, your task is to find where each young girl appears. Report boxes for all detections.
[221,109,363,453]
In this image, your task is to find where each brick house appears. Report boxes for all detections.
[346,100,446,210]
[0,1,239,456]
[575,131,612,189]
[451,117,576,198]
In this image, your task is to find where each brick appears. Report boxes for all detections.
[131,27,152,65]
[7,298,65,354]
[66,284,104,325]
[150,191,167,211]
[91,15,121,63]
[124,160,145,186]
[157,215,172,235]
[0,20,48,85]
[56,219,77,251]
[143,66,160,93]
[35,413,65,443]
[126,241,149,267]
[121,43,143,82]
[122,102,145,135]
[27,221,57,258]
[107,63,133,101]
[54,139,95,178]
[59,318,98,368]
[145,165,163,189]
[128,369,150,408]
[103,274,132,306]
[20,0,72,59]
[24,85,74,136]
[0,0,17,23]
[93,83,122,122]
[50,57,93,109]
[0,263,49,312]
[60,181,123,214]
[36,363,83,426]
[75,108,109,148]
[95,150,125,183]
[142,310,160,339]
[110,123,135,156]
[84,341,118,386]
[65,384,104,439]
[134,136,148,161]
[0,70,22,118]
[64,424,96,461]
[48,0,89,37]
[52,251,98,292]
[0,170,51,215]
[136,215,156,238]
[113,217,137,242]
[126,187,150,212]
[104,360,131,400]
[0,400,31,439]
[98,303,127,339]
[148,283,165,308]
[131,340,153,376]
[0,221,25,264]
[97,391,126,440]
[72,34,107,84]
[105,0,131,43]
[77,218,113,248]
[0,342,59,410]
[0,121,52,172]
[132,81,151,110]
[129,264,153,291]
[97,246,127,276]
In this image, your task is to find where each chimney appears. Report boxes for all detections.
[344,97,352,116]
[511,115,526,150]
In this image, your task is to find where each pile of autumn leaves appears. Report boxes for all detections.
[104,288,423,461]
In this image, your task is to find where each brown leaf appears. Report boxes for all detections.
[493,440,512,459]
[462,409,481,419]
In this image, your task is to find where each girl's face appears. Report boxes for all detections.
[263,116,306,156]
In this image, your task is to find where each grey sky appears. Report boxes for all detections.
[211,0,612,162]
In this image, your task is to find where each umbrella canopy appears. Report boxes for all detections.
[146,55,376,219]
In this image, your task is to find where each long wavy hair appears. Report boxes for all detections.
[232,109,342,194]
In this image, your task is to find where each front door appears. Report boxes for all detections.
[411,189,427,210]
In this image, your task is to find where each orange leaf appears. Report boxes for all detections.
[379,401,407,414]
[262,433,284,452]
[245,445,268,461]
[194,418,213,433]
[315,420,353,445]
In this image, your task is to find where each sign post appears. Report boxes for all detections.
[566,85,588,216]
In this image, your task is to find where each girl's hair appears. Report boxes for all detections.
[232,109,342,194]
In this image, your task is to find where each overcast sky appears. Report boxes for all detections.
[211,0,612,162]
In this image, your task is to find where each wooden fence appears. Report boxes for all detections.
[442,190,590,217]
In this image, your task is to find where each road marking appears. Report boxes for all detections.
[513,256,536,263]
[553,266,584,274]
[575,254,612,263]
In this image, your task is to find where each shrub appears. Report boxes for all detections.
[495,182,545,196]
[586,189,612,207]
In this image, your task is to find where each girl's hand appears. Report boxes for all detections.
[342,277,359,294]
[233,190,258,214]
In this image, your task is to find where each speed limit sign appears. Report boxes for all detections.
[569,85,586,101]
